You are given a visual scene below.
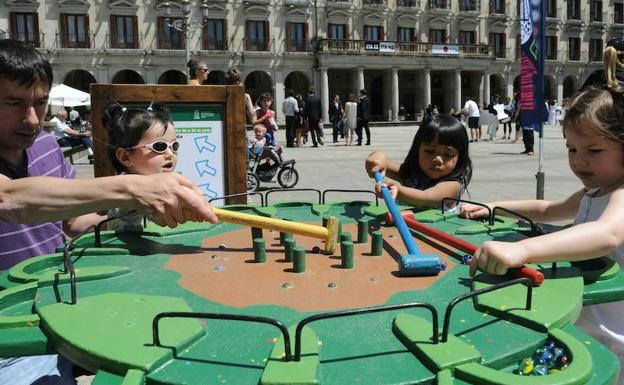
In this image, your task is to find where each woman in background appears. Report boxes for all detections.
[187,59,208,85]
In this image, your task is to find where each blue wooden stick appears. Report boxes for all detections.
[374,171,443,276]
[374,172,420,255]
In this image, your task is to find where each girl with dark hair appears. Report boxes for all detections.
[365,114,472,210]
[101,102,178,231]
[102,102,176,175]
[187,59,208,85]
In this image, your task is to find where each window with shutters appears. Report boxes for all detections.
[428,0,448,9]
[364,25,382,41]
[568,37,580,61]
[245,20,269,51]
[489,32,505,58]
[546,0,557,17]
[546,35,557,60]
[109,15,138,49]
[158,17,184,50]
[60,14,90,48]
[286,22,307,52]
[590,0,603,21]
[328,23,347,49]
[489,0,505,14]
[567,0,581,19]
[615,2,624,24]
[459,30,475,45]
[429,29,446,43]
[328,23,346,39]
[589,39,603,61]
[10,13,40,47]
[203,19,227,50]
[459,0,477,12]
[397,27,414,42]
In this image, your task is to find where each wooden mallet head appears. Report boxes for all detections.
[324,216,339,254]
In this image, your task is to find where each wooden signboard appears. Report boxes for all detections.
[90,84,246,205]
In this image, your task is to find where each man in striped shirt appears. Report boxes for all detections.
[0,39,218,385]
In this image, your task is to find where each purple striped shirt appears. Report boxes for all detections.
[0,132,76,271]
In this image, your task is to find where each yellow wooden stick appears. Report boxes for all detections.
[214,208,339,254]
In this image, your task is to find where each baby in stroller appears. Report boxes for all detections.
[247,125,299,191]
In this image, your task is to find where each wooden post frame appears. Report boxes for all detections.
[90,84,246,205]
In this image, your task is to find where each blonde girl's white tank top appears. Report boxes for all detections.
[574,188,624,346]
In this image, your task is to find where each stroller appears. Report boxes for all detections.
[247,145,299,192]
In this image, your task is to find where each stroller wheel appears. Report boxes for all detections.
[246,172,260,192]
[277,167,299,188]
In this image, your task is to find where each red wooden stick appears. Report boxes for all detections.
[398,212,544,286]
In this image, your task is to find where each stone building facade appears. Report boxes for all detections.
[1,0,623,122]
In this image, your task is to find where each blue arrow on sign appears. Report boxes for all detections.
[195,159,217,177]
[194,136,216,153]
[198,183,218,199]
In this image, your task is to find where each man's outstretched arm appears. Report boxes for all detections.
[0,173,218,228]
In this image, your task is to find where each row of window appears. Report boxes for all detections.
[6,12,609,61]
[330,0,622,23]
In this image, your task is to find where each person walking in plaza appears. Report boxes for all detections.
[329,94,344,143]
[485,95,500,141]
[356,89,371,145]
[282,89,299,148]
[343,94,358,146]
[295,94,305,146]
[304,89,323,147]
[462,96,481,142]
[502,96,515,139]
[186,59,208,85]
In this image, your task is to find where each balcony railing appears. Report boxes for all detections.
[11,33,40,48]
[285,39,309,52]
[245,38,270,51]
[459,0,478,12]
[590,11,604,22]
[57,31,91,49]
[203,39,228,51]
[318,39,493,58]
[397,0,417,6]
[428,0,449,9]
[489,4,505,14]
[158,39,185,50]
[109,39,140,49]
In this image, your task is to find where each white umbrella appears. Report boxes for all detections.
[48,84,91,107]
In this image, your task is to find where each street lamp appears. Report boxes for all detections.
[163,0,210,65]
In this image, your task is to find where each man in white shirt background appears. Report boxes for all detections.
[462,96,481,142]
[282,89,299,148]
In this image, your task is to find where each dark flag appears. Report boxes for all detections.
[519,0,548,129]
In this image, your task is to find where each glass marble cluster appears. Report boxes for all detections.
[514,341,569,376]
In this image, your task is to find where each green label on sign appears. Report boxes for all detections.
[170,105,222,121]
[176,127,213,134]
